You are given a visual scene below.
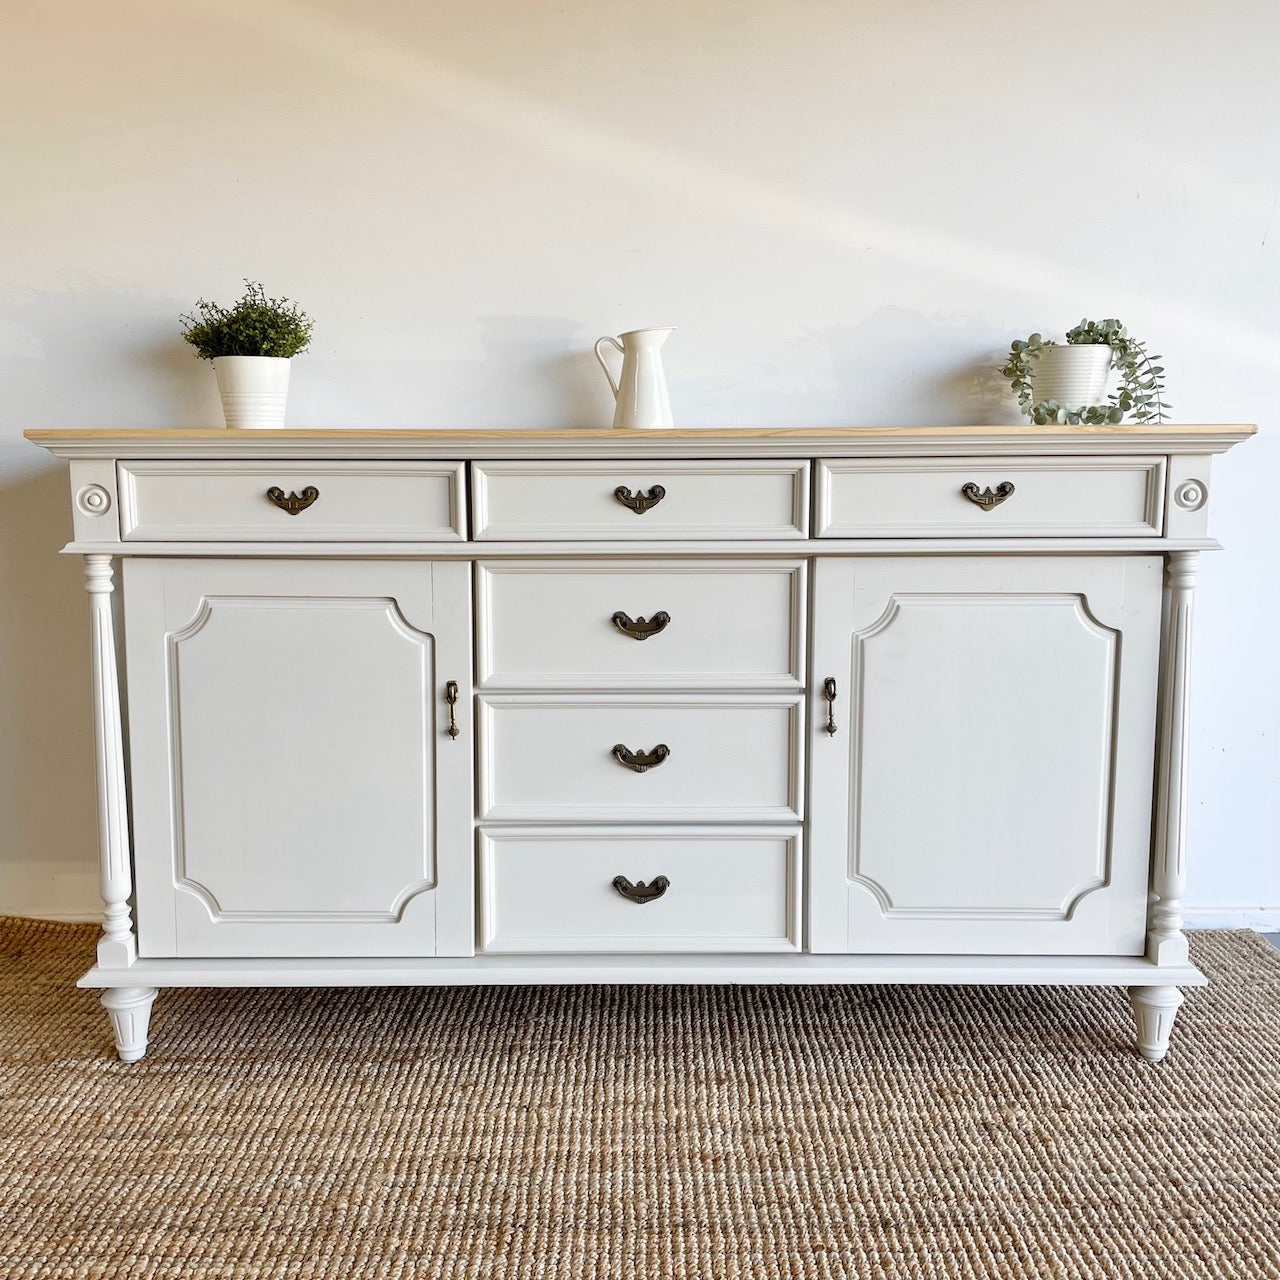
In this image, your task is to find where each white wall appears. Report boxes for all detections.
[2,0,1276,923]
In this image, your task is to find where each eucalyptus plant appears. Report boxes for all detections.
[181,280,314,360]
[1002,318,1169,425]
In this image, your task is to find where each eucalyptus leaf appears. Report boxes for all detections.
[1003,318,1169,425]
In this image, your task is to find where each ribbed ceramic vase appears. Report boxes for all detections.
[213,356,291,429]
[1030,344,1112,411]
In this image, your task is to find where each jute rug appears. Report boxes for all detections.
[1,921,1277,1280]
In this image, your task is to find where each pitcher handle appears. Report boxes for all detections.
[594,335,624,398]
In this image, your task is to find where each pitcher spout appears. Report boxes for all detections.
[617,326,675,346]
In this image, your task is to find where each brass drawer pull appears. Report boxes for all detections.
[266,485,319,515]
[445,680,460,740]
[612,743,670,773]
[611,610,670,640]
[822,677,837,736]
[614,484,666,514]
[612,874,670,904]
[960,481,1015,511]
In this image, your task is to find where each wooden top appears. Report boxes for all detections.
[24,424,1256,460]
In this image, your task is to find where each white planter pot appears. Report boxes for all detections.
[213,356,291,429]
[1030,344,1112,411]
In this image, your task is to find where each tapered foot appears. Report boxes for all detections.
[101,986,157,1062]
[1129,985,1183,1063]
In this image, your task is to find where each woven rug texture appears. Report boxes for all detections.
[1,920,1278,1280]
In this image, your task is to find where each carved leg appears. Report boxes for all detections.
[84,556,137,969]
[101,987,157,1063]
[1129,985,1183,1063]
[1148,551,1198,967]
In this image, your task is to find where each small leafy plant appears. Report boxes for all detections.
[181,281,314,360]
[1002,318,1169,425]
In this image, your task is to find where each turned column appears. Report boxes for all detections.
[84,555,156,1061]
[84,555,136,967]
[1130,550,1199,1065]
[1148,550,1198,966]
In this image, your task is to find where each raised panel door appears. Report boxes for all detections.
[808,555,1161,955]
[124,559,474,957]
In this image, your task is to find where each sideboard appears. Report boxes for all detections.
[26,424,1254,1063]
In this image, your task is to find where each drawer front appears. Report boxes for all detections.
[816,456,1165,537]
[118,460,465,541]
[479,828,801,952]
[473,460,809,539]
[477,560,805,689]
[479,695,802,822]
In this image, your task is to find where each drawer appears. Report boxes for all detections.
[472,460,809,539]
[118,460,466,541]
[479,695,802,821]
[476,560,806,689]
[479,828,801,952]
[815,456,1165,537]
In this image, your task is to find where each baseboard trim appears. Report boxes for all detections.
[1185,908,1280,930]
[17,910,101,923]
[0,865,100,922]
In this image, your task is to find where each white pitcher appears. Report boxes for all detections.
[594,327,674,429]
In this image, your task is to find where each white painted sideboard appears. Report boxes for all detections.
[26,425,1253,1063]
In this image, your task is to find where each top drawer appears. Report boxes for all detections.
[816,456,1166,538]
[118,461,466,541]
[472,460,809,540]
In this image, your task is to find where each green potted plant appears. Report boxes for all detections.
[181,281,314,429]
[1002,318,1170,425]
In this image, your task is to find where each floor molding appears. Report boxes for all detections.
[1185,908,1280,931]
[17,909,101,923]
[0,866,99,922]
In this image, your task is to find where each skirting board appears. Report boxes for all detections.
[0,867,99,922]
[1184,909,1280,930]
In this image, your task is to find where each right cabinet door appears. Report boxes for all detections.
[809,555,1162,955]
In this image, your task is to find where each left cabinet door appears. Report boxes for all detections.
[124,559,474,958]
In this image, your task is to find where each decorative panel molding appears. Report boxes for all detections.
[472,459,809,540]
[167,595,437,923]
[846,593,1118,921]
[118,460,465,541]
[477,692,804,822]
[816,456,1166,538]
[478,827,802,953]
[475,559,806,690]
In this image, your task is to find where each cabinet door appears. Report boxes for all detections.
[809,556,1161,955]
[125,559,474,958]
